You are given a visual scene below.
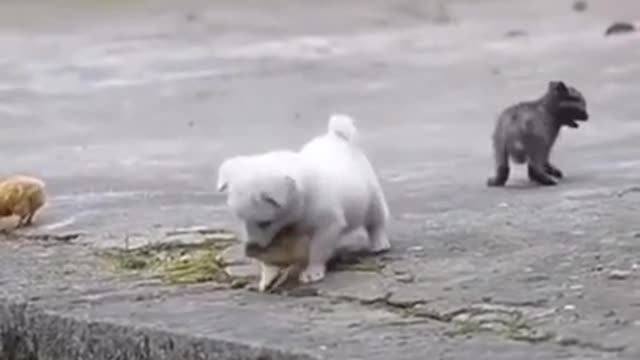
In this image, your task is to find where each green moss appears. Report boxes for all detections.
[446,319,486,337]
[161,248,228,284]
[443,308,555,343]
[99,231,238,285]
[504,325,555,343]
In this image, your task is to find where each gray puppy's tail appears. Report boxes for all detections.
[328,113,358,142]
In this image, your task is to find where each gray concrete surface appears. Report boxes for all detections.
[1,0,640,359]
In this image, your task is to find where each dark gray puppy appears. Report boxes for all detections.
[487,81,589,187]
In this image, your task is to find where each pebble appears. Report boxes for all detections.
[608,269,632,280]
[573,0,588,12]
[557,336,580,346]
[504,29,528,38]
[185,13,198,22]
[286,287,320,298]
[568,284,584,291]
[605,22,636,36]
[593,264,604,272]
[522,274,550,283]
[224,264,258,278]
[604,310,616,318]
[218,244,248,265]
[395,273,415,283]
[229,278,250,289]
[600,237,617,245]
[178,253,192,262]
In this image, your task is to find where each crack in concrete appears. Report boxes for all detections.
[556,336,627,353]
[301,289,628,354]
[617,186,640,198]
[0,232,82,243]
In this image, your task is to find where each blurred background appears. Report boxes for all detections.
[0,0,638,236]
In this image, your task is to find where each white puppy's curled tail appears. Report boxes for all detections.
[328,113,358,142]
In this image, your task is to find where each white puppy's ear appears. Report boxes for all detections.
[259,175,296,209]
[217,175,229,192]
[216,158,237,192]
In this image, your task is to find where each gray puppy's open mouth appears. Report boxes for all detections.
[556,99,588,125]
[567,120,579,128]
[556,104,588,129]
[565,115,589,128]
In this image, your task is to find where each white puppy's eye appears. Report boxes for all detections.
[256,220,272,230]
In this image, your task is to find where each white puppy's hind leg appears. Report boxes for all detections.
[258,262,282,292]
[365,188,391,253]
[299,220,344,284]
[368,225,390,253]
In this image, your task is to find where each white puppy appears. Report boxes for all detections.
[216,113,390,287]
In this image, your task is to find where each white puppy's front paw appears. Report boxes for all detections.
[258,263,282,292]
[369,232,391,253]
[298,263,326,284]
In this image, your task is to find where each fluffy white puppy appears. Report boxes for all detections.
[216,113,390,286]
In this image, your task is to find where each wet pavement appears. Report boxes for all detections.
[1,0,640,359]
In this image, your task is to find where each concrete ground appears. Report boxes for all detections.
[1,0,640,359]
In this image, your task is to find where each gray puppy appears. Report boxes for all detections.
[487,81,589,187]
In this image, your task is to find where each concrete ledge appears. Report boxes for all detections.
[0,298,318,360]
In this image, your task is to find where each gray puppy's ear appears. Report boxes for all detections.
[259,175,297,209]
[549,81,568,95]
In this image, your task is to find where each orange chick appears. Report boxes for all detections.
[0,175,46,228]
